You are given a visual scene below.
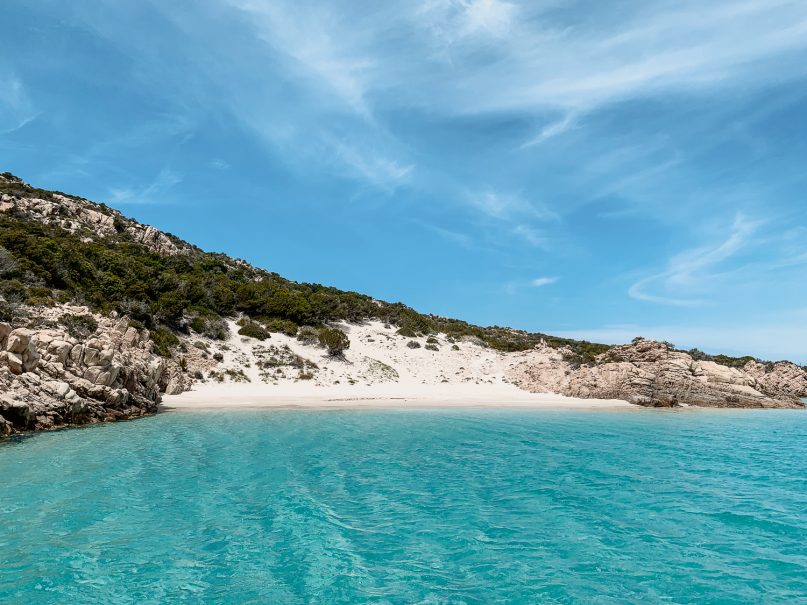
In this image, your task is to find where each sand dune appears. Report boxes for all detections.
[163,321,633,410]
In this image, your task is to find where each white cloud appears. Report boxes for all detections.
[628,214,762,306]
[328,139,414,192]
[108,168,183,205]
[227,0,377,116]
[467,190,558,222]
[512,224,547,248]
[426,224,474,248]
[520,112,579,149]
[531,276,557,287]
[463,0,517,37]
[0,73,38,134]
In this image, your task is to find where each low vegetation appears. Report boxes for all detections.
[318,327,350,356]
[59,313,98,339]
[237,320,271,341]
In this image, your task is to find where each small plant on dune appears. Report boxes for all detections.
[318,327,350,357]
[238,320,270,341]
[407,340,421,349]
[297,325,319,345]
[426,336,439,344]
[262,318,298,337]
[425,343,439,351]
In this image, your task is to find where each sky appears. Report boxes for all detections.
[1,0,806,362]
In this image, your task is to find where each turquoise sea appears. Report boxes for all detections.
[1,409,806,604]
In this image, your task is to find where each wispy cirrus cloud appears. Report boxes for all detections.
[0,73,39,134]
[5,0,807,360]
[503,274,560,295]
[38,0,807,197]
[327,139,414,192]
[108,168,183,205]
[628,214,767,306]
[424,224,474,249]
[466,190,558,221]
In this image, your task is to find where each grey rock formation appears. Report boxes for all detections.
[0,309,175,435]
[509,338,806,408]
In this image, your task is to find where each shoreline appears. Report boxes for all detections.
[161,383,635,411]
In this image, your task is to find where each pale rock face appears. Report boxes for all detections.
[0,188,185,256]
[508,338,806,408]
[6,352,24,375]
[123,327,140,348]
[0,322,11,348]
[6,329,34,354]
[0,304,181,434]
[697,361,753,386]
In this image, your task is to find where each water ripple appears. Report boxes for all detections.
[0,409,806,603]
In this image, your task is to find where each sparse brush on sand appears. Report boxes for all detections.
[163,320,632,410]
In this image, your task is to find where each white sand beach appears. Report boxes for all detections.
[163,320,633,410]
[162,385,632,410]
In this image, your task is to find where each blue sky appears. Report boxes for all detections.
[2,1,806,362]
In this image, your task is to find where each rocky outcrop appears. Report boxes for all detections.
[0,308,177,435]
[508,339,806,408]
[0,176,184,256]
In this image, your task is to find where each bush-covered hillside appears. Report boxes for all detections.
[0,208,610,358]
[2,171,781,369]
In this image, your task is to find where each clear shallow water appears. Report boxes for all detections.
[1,409,806,604]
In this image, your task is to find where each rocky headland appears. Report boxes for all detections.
[507,338,807,408]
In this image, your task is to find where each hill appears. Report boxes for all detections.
[0,172,804,434]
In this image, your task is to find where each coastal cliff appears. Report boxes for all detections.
[0,172,804,434]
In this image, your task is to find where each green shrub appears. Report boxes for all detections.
[191,315,229,340]
[189,316,206,333]
[425,343,439,351]
[426,336,439,344]
[0,279,27,303]
[263,318,298,336]
[113,216,128,233]
[25,286,53,306]
[407,340,421,349]
[397,326,417,337]
[0,301,15,322]
[238,321,270,341]
[151,326,180,357]
[59,313,99,339]
[297,326,319,345]
[451,344,460,351]
[318,327,350,356]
